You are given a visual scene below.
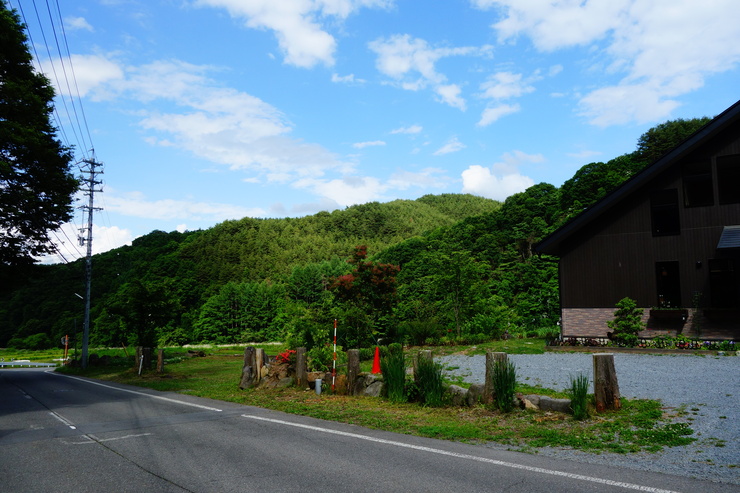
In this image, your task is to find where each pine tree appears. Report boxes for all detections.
[0,4,78,265]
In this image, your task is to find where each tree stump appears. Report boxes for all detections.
[414,350,433,383]
[239,346,257,389]
[295,347,307,389]
[593,353,621,412]
[347,349,360,396]
[484,351,507,404]
[157,348,164,373]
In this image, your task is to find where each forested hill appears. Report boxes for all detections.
[0,116,713,351]
[0,193,499,348]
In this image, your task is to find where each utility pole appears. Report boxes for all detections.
[78,155,103,369]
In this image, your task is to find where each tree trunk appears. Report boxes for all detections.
[593,353,621,412]
[484,351,507,404]
[347,349,360,396]
[239,346,257,390]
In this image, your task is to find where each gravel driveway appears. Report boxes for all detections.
[437,352,740,486]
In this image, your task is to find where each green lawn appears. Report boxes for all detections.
[49,340,695,455]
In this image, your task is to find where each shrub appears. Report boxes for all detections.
[307,345,345,372]
[569,373,590,420]
[492,358,517,413]
[415,355,445,407]
[380,345,406,403]
[401,319,441,346]
[607,297,645,347]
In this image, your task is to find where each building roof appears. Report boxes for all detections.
[536,99,740,257]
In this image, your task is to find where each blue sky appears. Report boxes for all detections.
[10,0,740,262]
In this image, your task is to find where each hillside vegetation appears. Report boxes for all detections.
[0,118,711,352]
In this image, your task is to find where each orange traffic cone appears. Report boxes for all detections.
[371,346,381,374]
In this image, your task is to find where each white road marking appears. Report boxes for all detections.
[69,433,153,444]
[49,411,76,430]
[47,371,222,412]
[242,415,681,493]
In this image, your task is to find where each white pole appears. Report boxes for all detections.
[332,319,337,392]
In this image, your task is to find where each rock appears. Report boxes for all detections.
[447,385,468,407]
[364,381,383,397]
[277,377,294,388]
[537,395,572,414]
[522,394,540,407]
[467,384,485,407]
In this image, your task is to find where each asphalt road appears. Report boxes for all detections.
[1,369,735,493]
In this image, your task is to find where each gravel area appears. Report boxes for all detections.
[437,352,740,486]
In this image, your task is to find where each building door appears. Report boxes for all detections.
[709,258,738,308]
[655,261,681,308]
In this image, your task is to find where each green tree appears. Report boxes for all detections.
[0,5,78,265]
[607,297,645,347]
[635,117,712,164]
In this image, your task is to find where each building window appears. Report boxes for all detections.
[651,189,680,236]
[655,261,681,308]
[717,154,740,204]
[682,159,713,207]
[709,259,737,308]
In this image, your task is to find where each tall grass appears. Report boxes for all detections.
[569,373,590,420]
[380,346,407,403]
[492,358,517,412]
[415,356,445,407]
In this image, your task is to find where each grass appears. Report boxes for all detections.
[51,342,697,455]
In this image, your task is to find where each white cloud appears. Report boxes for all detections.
[461,165,534,200]
[369,34,490,109]
[39,223,133,264]
[475,0,740,125]
[73,58,351,179]
[195,0,391,68]
[477,103,520,126]
[332,73,365,83]
[480,71,534,99]
[435,84,466,110]
[433,137,466,155]
[41,54,124,99]
[391,124,423,134]
[567,149,602,160]
[65,16,94,32]
[353,140,386,149]
[460,150,541,200]
[387,168,448,190]
[104,190,265,221]
[295,176,386,207]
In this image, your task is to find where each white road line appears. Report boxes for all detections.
[242,415,681,493]
[47,371,222,412]
[49,411,77,430]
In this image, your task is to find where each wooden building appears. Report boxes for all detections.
[537,100,740,340]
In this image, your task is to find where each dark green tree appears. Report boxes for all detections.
[635,117,711,164]
[0,5,78,265]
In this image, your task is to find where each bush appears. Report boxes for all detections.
[463,313,505,340]
[569,373,590,420]
[400,319,442,346]
[607,297,645,347]
[307,345,345,372]
[492,358,517,413]
[415,355,445,407]
[380,345,406,403]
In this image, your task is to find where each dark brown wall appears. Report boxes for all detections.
[559,131,740,311]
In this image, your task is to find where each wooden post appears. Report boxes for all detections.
[347,349,360,396]
[593,353,621,412]
[239,346,257,390]
[295,347,307,389]
[255,348,265,383]
[484,351,507,404]
[157,348,164,373]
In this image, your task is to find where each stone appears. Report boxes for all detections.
[447,385,468,407]
[467,384,485,407]
[364,381,383,397]
[537,396,572,414]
